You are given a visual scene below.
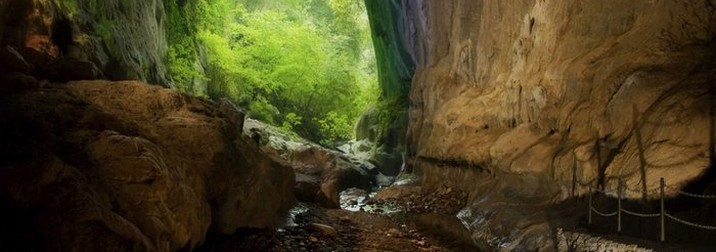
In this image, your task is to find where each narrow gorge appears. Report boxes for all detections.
[1,0,715,251]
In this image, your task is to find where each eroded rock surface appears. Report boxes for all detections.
[386,0,716,250]
[244,119,380,208]
[0,81,294,251]
[0,0,169,85]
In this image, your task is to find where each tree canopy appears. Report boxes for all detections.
[166,0,378,146]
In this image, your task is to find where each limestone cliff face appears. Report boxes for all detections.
[397,0,715,250]
[0,0,169,85]
[407,0,716,196]
[361,0,417,176]
[71,0,170,84]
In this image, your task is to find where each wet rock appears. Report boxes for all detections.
[340,188,368,203]
[308,223,337,237]
[375,173,395,187]
[340,188,369,210]
[337,139,374,161]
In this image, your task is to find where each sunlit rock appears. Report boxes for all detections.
[366,0,716,250]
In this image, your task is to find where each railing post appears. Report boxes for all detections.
[618,178,622,234]
[588,185,592,226]
[660,177,665,243]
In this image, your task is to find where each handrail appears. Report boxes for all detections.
[591,206,618,217]
[587,177,716,243]
[665,213,716,230]
[620,208,660,218]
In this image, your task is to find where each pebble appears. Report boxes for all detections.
[386,228,402,238]
[309,223,337,236]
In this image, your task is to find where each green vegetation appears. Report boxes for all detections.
[56,0,80,18]
[165,0,378,146]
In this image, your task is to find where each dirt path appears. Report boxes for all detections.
[200,184,479,252]
[199,184,716,252]
[201,203,478,252]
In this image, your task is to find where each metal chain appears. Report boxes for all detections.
[620,208,660,218]
[676,190,716,199]
[665,185,716,199]
[591,206,618,217]
[665,213,716,230]
[588,178,716,240]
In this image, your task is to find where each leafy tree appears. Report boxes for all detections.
[165,0,378,147]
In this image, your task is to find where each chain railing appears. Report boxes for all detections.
[587,177,716,243]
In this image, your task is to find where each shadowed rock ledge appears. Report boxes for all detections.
[0,80,295,252]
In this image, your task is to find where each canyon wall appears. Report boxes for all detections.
[0,0,170,85]
[361,0,417,176]
[0,2,295,250]
[389,0,715,250]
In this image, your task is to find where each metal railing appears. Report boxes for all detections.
[587,177,716,242]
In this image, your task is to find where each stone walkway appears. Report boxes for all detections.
[556,229,655,252]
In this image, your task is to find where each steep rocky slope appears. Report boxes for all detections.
[0,81,294,251]
[367,0,716,250]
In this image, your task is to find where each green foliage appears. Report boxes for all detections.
[248,97,278,123]
[164,0,378,147]
[281,112,302,132]
[165,1,202,92]
[374,96,407,142]
[318,111,353,146]
[57,0,80,18]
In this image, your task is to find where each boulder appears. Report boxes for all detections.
[40,57,102,81]
[244,119,372,208]
[0,80,295,252]
[0,46,32,74]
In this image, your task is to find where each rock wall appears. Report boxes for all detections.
[0,0,170,85]
[396,0,716,250]
[71,0,170,84]
[0,81,295,251]
[362,0,416,176]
